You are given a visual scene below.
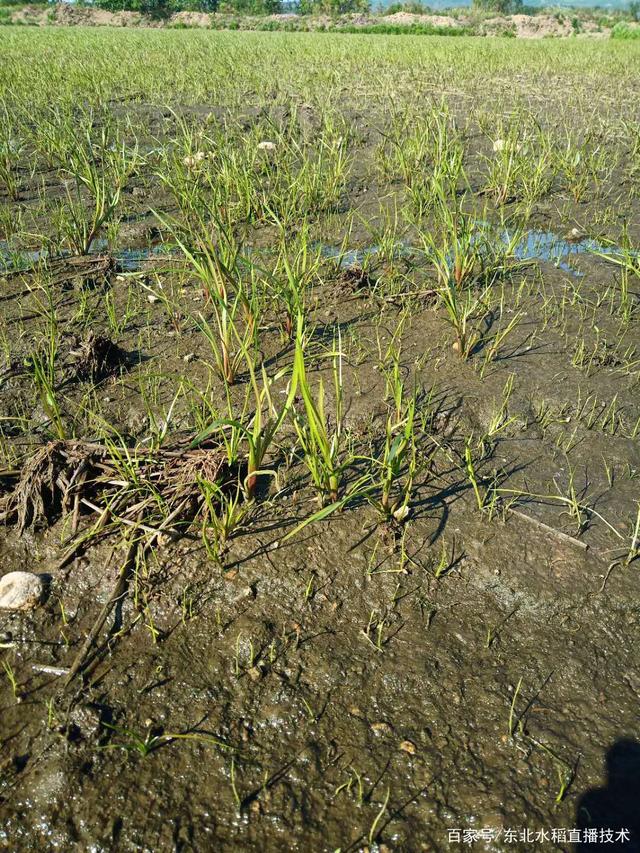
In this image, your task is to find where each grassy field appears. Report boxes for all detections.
[1,27,639,851]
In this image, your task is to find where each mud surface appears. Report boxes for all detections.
[1,30,640,853]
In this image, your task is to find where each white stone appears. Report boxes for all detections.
[257,141,277,152]
[393,504,411,523]
[0,572,46,611]
[493,138,506,153]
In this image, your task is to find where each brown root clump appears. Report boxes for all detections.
[0,437,230,541]
[339,265,373,294]
[0,441,95,533]
[69,331,128,381]
[136,442,230,529]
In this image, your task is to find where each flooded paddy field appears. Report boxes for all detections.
[0,29,639,852]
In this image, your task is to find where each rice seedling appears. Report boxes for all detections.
[267,218,321,336]
[555,132,612,203]
[28,280,65,439]
[198,476,248,561]
[438,279,489,359]
[290,316,346,505]
[375,105,430,187]
[624,503,640,566]
[368,786,390,846]
[2,659,19,700]
[589,224,639,322]
[191,350,295,500]
[158,208,257,385]
[478,308,524,376]
[364,384,417,521]
[334,766,365,805]
[54,118,139,255]
[0,105,24,202]
[251,123,350,226]
[483,113,555,212]
[102,722,233,757]
[376,315,409,417]
[420,194,479,293]
[463,437,487,512]
[432,537,455,579]
[378,99,464,216]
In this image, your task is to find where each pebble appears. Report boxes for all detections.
[248,665,263,682]
[0,572,47,611]
[69,705,102,739]
[232,585,256,603]
[370,721,393,736]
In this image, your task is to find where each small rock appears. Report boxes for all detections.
[248,665,263,682]
[370,721,393,736]
[0,572,46,611]
[257,141,276,152]
[68,705,101,740]
[399,739,417,755]
[493,138,506,153]
[393,504,410,523]
[232,585,256,603]
[183,352,195,363]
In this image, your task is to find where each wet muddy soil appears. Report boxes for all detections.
[1,66,640,852]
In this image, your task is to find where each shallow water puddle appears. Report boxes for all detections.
[0,239,178,274]
[316,227,636,277]
[508,229,630,276]
[1,229,636,277]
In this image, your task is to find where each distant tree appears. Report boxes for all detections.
[219,0,281,13]
[382,2,432,14]
[297,0,369,14]
[472,0,522,13]
[95,0,222,14]
[180,0,219,10]
[629,1,640,21]
[95,0,175,16]
[218,0,282,15]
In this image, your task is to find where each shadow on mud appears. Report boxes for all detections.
[575,739,640,852]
